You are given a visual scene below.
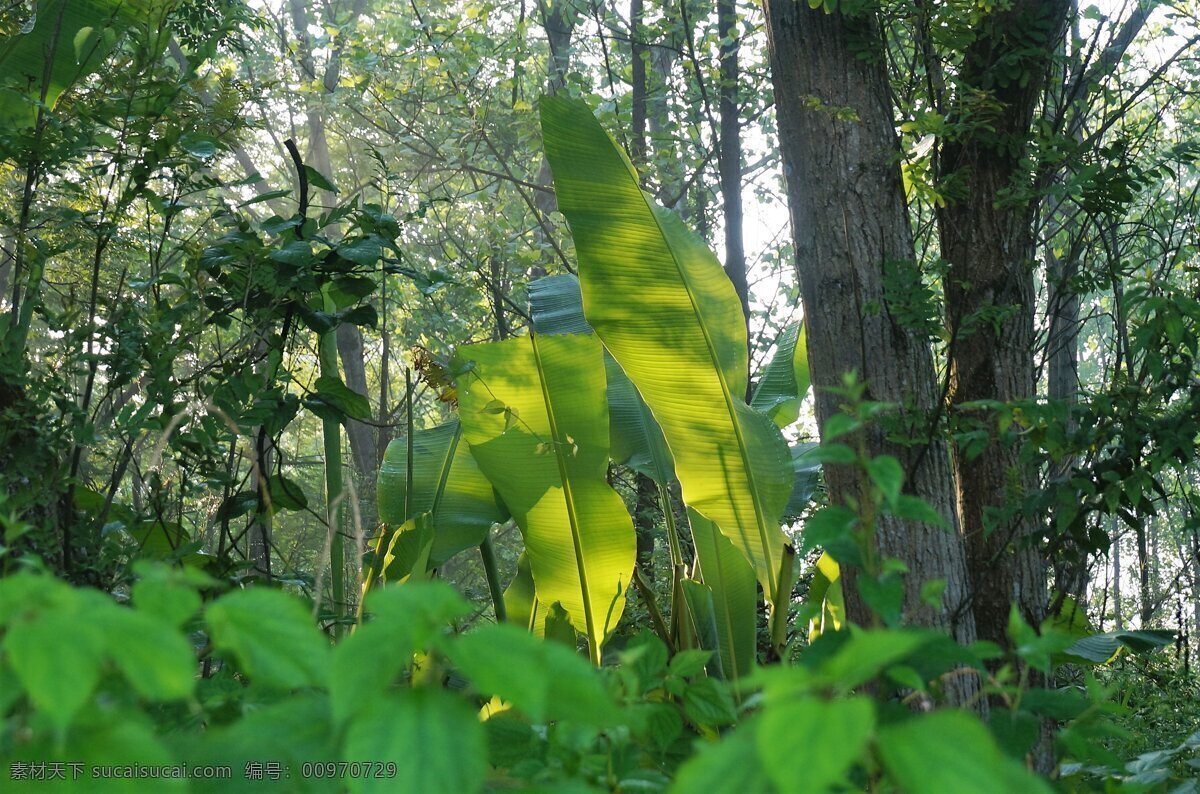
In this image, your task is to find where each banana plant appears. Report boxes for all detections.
[529,273,752,676]
[0,0,146,128]
[377,418,510,568]
[541,96,794,647]
[454,333,636,664]
[528,274,674,484]
[503,552,577,645]
[751,322,810,429]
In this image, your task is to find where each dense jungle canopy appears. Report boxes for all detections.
[1,0,1199,790]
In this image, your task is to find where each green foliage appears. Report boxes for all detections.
[0,571,766,792]
[750,321,811,429]
[377,419,509,566]
[455,333,637,663]
[2,1,1199,783]
[0,0,146,128]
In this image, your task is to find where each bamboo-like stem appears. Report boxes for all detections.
[320,287,346,636]
[769,543,796,660]
[658,482,687,649]
[479,533,507,622]
[633,565,675,654]
[354,526,391,628]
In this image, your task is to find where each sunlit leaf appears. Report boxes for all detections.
[377,418,509,567]
[456,333,636,660]
[541,96,791,614]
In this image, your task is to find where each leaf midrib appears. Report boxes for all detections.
[529,333,600,659]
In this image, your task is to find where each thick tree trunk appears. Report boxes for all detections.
[937,0,1070,647]
[763,1,975,645]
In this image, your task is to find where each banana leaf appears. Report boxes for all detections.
[541,95,792,608]
[528,274,674,484]
[503,552,577,646]
[751,321,810,428]
[785,443,823,519]
[377,418,509,567]
[380,513,435,583]
[805,552,844,641]
[1062,629,1175,664]
[455,333,636,662]
[687,509,757,680]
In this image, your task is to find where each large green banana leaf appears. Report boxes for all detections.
[751,322,810,428]
[541,95,792,606]
[455,333,636,662]
[528,274,674,484]
[0,0,144,128]
[687,509,757,681]
[503,552,577,645]
[377,419,509,567]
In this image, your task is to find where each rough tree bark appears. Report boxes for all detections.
[936,0,1071,646]
[763,1,976,644]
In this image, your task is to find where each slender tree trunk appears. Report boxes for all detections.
[763,0,976,645]
[1190,523,1198,667]
[336,324,379,483]
[650,11,683,209]
[1113,516,1124,629]
[1136,521,1151,625]
[289,0,377,491]
[629,0,647,165]
[936,0,1070,647]
[532,0,580,225]
[717,0,749,357]
[1044,3,1085,606]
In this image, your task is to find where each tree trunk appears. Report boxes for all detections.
[763,0,975,645]
[936,0,1070,647]
[1136,521,1151,625]
[1113,516,1123,629]
[1190,523,1198,668]
[717,0,749,359]
[336,323,379,487]
[532,0,580,225]
[629,0,647,165]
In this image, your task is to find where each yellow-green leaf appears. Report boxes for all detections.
[378,421,509,567]
[456,333,636,661]
[541,95,792,613]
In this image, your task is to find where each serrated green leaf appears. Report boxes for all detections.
[877,711,1053,794]
[448,622,619,725]
[758,696,874,793]
[205,588,329,689]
